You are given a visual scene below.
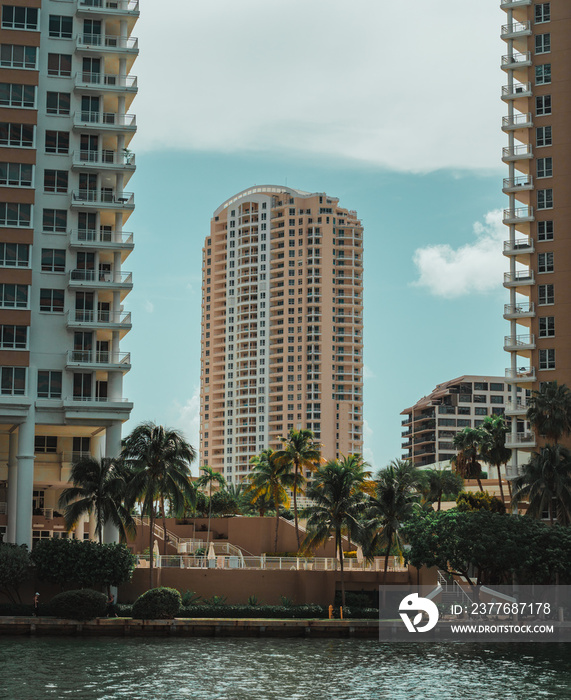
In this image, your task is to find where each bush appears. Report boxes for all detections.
[50,589,107,621]
[179,604,326,619]
[132,587,181,620]
[0,543,31,603]
[0,602,53,617]
[456,491,506,514]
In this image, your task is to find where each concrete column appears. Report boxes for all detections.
[15,408,35,548]
[103,421,122,544]
[88,513,97,542]
[6,430,18,543]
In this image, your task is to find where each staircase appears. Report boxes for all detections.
[437,570,474,609]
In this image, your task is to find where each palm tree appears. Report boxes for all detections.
[512,444,571,525]
[452,427,484,491]
[196,465,226,565]
[58,456,136,544]
[121,422,196,587]
[302,455,370,608]
[421,469,464,511]
[526,381,571,443]
[275,428,322,548]
[246,448,293,552]
[478,415,512,503]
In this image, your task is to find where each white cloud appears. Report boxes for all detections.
[363,365,375,380]
[172,387,201,468]
[134,0,504,172]
[412,210,505,298]
[363,420,376,468]
[143,300,154,313]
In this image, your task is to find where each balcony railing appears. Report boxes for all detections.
[502,113,532,130]
[70,229,134,246]
[77,33,139,51]
[73,111,137,129]
[503,237,534,254]
[503,176,533,190]
[68,309,132,326]
[501,52,531,67]
[75,72,138,90]
[504,269,534,285]
[502,144,532,160]
[505,432,536,447]
[69,269,133,285]
[500,21,531,37]
[504,302,534,318]
[501,0,531,7]
[71,190,134,207]
[503,206,534,223]
[72,149,135,168]
[506,397,530,413]
[504,334,535,348]
[78,0,140,13]
[505,367,536,381]
[501,82,532,99]
[68,396,131,403]
[67,350,130,366]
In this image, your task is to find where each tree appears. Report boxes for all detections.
[196,465,226,564]
[0,543,30,603]
[121,422,196,587]
[246,448,292,552]
[421,469,464,511]
[478,415,512,503]
[512,444,571,525]
[275,428,322,548]
[456,491,506,514]
[452,428,484,491]
[526,381,571,443]
[58,456,136,544]
[302,455,370,608]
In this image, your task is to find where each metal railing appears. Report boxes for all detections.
[501,21,531,36]
[502,112,532,129]
[506,432,535,445]
[68,309,132,325]
[69,269,133,284]
[504,334,535,346]
[505,367,536,380]
[69,396,130,403]
[502,144,532,158]
[77,33,138,50]
[501,82,531,97]
[74,111,136,128]
[75,72,138,89]
[78,0,139,9]
[67,350,130,365]
[73,150,136,167]
[70,229,134,245]
[503,270,534,284]
[503,177,532,189]
[503,206,534,220]
[501,51,531,65]
[71,190,134,206]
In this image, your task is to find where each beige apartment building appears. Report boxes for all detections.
[501,0,571,461]
[0,0,138,547]
[200,186,364,483]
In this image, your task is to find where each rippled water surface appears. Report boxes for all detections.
[0,637,570,700]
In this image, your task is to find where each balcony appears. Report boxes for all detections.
[502,206,534,224]
[77,0,140,17]
[76,33,139,54]
[69,229,134,250]
[505,397,530,415]
[72,149,136,172]
[501,52,532,71]
[66,350,131,371]
[500,21,532,39]
[503,302,535,320]
[502,112,533,132]
[63,396,133,418]
[502,176,533,194]
[503,237,534,256]
[502,144,532,163]
[505,432,536,449]
[71,190,134,210]
[73,111,137,132]
[69,268,133,291]
[504,334,536,352]
[505,366,536,383]
[503,269,534,287]
[74,72,138,94]
[67,309,132,332]
[501,82,532,101]
[500,0,531,8]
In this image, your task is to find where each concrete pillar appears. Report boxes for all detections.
[15,407,35,548]
[103,421,122,544]
[6,430,18,543]
[74,512,86,541]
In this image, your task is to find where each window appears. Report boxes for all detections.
[539,349,555,370]
[46,92,70,116]
[457,419,471,427]
[538,189,553,209]
[473,395,486,403]
[43,209,67,233]
[535,64,551,85]
[0,284,27,308]
[0,122,34,147]
[490,383,504,391]
[535,34,551,54]
[0,202,31,227]
[44,170,68,193]
[45,131,69,155]
[0,44,37,69]
[0,162,32,187]
[1,7,38,30]
[0,83,35,108]
[39,289,64,313]
[49,15,73,39]
[47,53,72,77]
[475,407,488,416]
[536,126,552,147]
[538,251,554,273]
[538,220,553,241]
[474,382,488,391]
[35,436,58,453]
[538,283,554,305]
[536,95,551,116]
[41,249,66,273]
[490,396,504,404]
[535,3,550,23]
[0,325,27,349]
[37,370,62,399]
[0,242,28,267]
[1,366,25,395]
[458,406,470,415]
[539,316,555,337]
[537,157,552,178]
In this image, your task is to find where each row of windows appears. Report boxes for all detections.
[0,83,35,109]
[0,368,94,399]
[0,285,68,312]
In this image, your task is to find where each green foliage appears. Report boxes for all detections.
[247,595,261,606]
[205,594,227,606]
[210,490,240,516]
[456,491,506,514]
[31,539,136,589]
[132,587,182,620]
[0,602,54,616]
[526,381,571,442]
[50,589,107,621]
[0,543,31,603]
[279,595,293,607]
[181,589,202,606]
[179,604,325,619]
[280,509,294,521]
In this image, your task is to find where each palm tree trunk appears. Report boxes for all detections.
[338,529,345,610]
[477,477,483,492]
[437,490,442,511]
[205,483,212,568]
[161,496,168,556]
[382,530,393,584]
[149,505,155,590]
[293,467,300,549]
[274,493,280,553]
[496,465,505,503]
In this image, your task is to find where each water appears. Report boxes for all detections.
[0,638,569,700]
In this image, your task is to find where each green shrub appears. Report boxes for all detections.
[0,602,53,617]
[50,589,107,620]
[179,604,326,619]
[132,587,181,620]
[456,491,506,514]
[0,543,31,604]
[181,589,202,606]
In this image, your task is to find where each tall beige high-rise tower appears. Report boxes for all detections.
[501,0,571,461]
[200,186,364,482]
[0,0,138,547]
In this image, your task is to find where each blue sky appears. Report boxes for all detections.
[122,1,509,472]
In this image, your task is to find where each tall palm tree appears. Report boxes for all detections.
[121,422,196,587]
[478,415,512,503]
[196,465,226,564]
[526,381,571,443]
[512,444,571,525]
[58,456,136,544]
[302,455,370,608]
[421,469,464,511]
[452,427,484,491]
[275,428,322,548]
[246,448,293,552]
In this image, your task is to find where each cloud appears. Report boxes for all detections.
[134,0,504,172]
[173,387,201,471]
[363,420,376,469]
[411,210,505,298]
[363,365,375,380]
[143,300,154,313]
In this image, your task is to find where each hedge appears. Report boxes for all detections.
[132,587,181,620]
[50,589,107,620]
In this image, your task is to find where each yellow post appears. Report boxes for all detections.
[340,606,343,620]
[328,604,333,619]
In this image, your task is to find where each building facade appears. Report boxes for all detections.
[501,0,570,460]
[401,376,514,468]
[0,0,138,547]
[200,186,364,483]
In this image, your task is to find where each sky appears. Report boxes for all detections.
[122,0,510,473]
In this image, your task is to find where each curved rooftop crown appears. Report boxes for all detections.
[213,185,327,216]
